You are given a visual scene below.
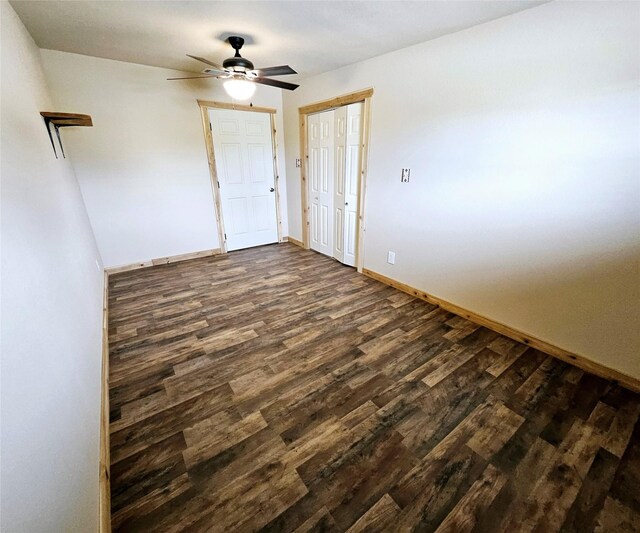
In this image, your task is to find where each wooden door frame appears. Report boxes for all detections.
[198,99,285,253]
[299,88,373,272]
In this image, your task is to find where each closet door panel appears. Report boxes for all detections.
[308,110,335,257]
[342,102,363,267]
[333,106,347,263]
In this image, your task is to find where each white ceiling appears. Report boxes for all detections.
[11,1,546,79]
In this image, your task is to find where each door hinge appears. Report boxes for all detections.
[209,122,212,131]
[217,181,220,188]
[224,233,227,240]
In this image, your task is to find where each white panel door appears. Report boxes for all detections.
[333,106,347,264]
[210,109,278,251]
[343,102,363,267]
[308,110,335,257]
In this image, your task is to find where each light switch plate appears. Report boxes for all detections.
[387,251,396,264]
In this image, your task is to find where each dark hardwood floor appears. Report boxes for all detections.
[108,243,640,532]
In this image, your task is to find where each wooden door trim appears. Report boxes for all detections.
[270,114,284,243]
[299,88,373,272]
[199,104,227,252]
[198,100,285,253]
[298,88,374,115]
[99,271,111,533]
[357,97,372,273]
[197,99,277,114]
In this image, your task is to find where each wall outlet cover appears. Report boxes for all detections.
[387,251,396,264]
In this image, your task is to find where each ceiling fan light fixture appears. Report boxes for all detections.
[172,38,299,91]
[223,78,256,100]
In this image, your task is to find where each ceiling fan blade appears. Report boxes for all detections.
[253,77,299,91]
[167,75,217,80]
[186,54,227,73]
[252,65,297,77]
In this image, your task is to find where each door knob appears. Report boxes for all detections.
[345,202,349,206]
[269,187,275,192]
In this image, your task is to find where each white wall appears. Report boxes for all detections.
[1,2,104,530]
[283,2,640,379]
[40,50,288,268]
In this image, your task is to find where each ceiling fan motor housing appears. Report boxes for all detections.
[223,56,254,71]
[223,36,254,71]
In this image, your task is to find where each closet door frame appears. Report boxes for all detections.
[299,88,374,273]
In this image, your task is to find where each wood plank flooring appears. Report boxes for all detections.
[108,243,640,532]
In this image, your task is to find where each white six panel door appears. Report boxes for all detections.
[308,110,335,257]
[210,109,279,251]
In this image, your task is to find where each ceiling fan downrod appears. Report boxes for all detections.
[224,36,254,71]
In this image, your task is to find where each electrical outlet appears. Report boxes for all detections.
[401,168,410,183]
[296,158,302,168]
[387,251,396,265]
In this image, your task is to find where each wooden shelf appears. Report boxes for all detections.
[40,112,93,158]
[40,112,93,127]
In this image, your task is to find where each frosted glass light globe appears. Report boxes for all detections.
[223,78,256,101]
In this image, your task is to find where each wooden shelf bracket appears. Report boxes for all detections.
[40,112,93,159]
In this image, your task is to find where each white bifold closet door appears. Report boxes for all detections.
[308,103,363,266]
[337,102,363,267]
[308,110,335,257]
[333,106,347,264]
[210,109,279,251]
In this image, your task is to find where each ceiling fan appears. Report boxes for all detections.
[168,36,299,100]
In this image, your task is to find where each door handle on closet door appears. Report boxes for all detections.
[269,187,275,192]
